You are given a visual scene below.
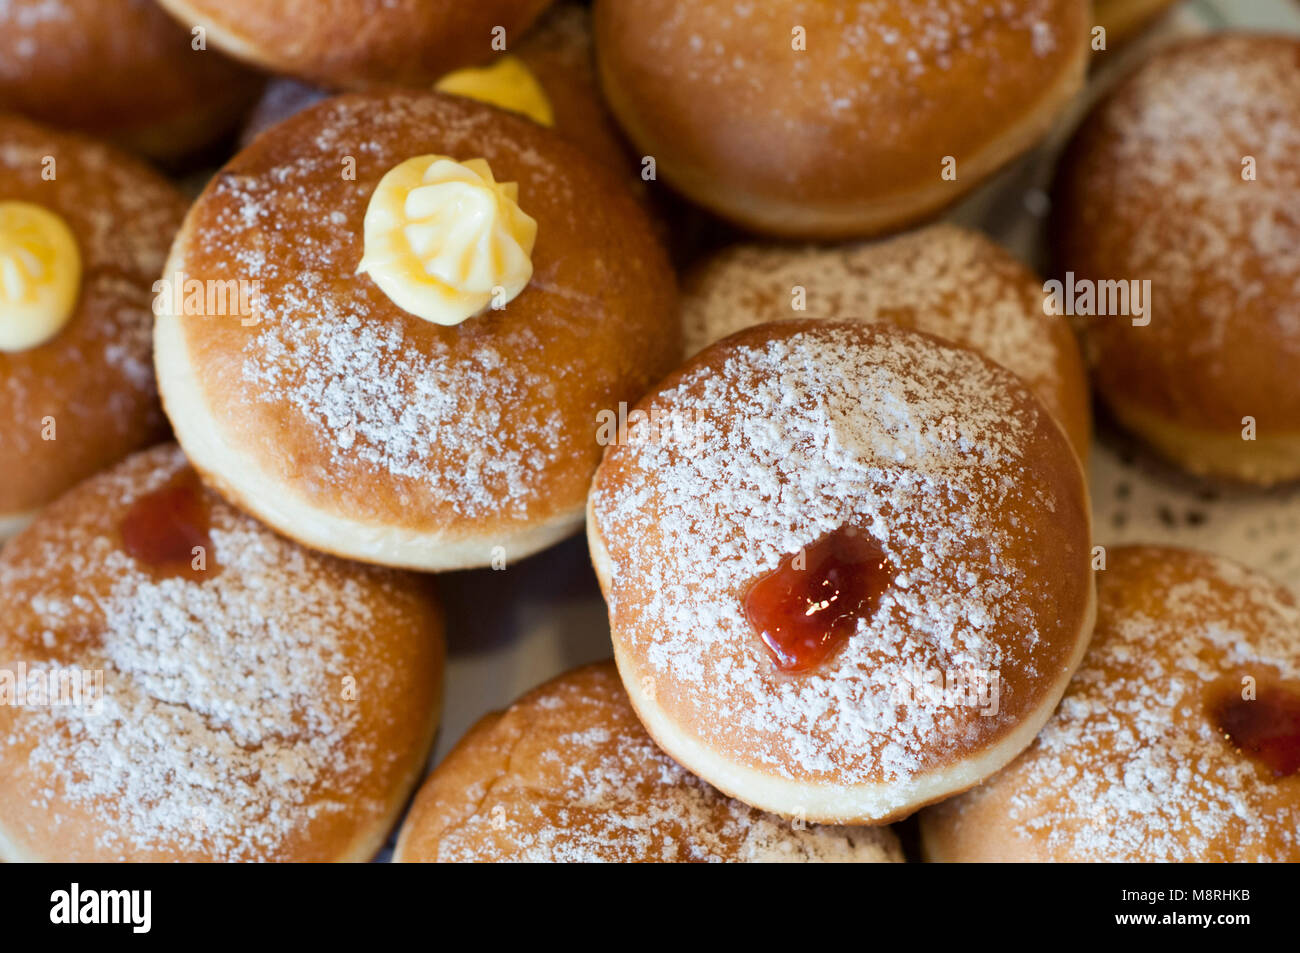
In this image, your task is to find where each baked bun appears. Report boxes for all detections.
[1094,0,1178,46]
[921,545,1300,862]
[0,0,263,163]
[0,114,185,542]
[155,91,679,571]
[240,4,634,180]
[588,321,1095,824]
[395,662,904,862]
[1054,34,1300,485]
[0,444,444,862]
[155,0,555,90]
[593,0,1090,239]
[681,224,1091,460]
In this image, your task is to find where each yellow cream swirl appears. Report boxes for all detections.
[0,200,81,352]
[357,156,538,327]
[435,56,555,127]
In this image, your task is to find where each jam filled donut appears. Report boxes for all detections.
[395,662,904,862]
[1053,34,1300,485]
[1094,0,1178,47]
[681,224,1091,461]
[0,0,263,163]
[240,3,634,182]
[0,445,444,862]
[0,115,186,542]
[593,0,1090,239]
[921,546,1300,862]
[587,321,1095,824]
[155,0,555,90]
[155,91,679,571]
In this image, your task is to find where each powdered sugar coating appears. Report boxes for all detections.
[591,322,1092,796]
[404,663,903,862]
[926,546,1300,861]
[0,445,441,861]
[680,225,1087,453]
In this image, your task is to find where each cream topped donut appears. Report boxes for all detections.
[395,662,904,862]
[1053,34,1300,485]
[593,0,1090,239]
[154,0,555,90]
[587,321,1095,824]
[921,546,1300,862]
[681,225,1091,460]
[0,0,263,163]
[240,4,639,190]
[0,444,444,862]
[155,91,679,571]
[1,114,184,542]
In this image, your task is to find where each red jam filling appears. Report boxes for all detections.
[1207,676,1300,779]
[743,527,892,674]
[120,469,217,582]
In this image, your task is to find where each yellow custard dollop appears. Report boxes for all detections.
[357,156,538,327]
[0,200,81,352]
[435,56,555,127]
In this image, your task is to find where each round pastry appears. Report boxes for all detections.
[0,444,444,862]
[395,662,904,862]
[155,0,555,90]
[1053,34,1300,486]
[240,3,634,181]
[681,224,1091,460]
[155,91,679,572]
[1094,0,1178,47]
[0,0,263,163]
[921,545,1300,862]
[0,114,185,542]
[587,320,1095,824]
[592,0,1090,239]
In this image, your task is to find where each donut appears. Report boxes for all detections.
[592,0,1090,239]
[0,114,186,542]
[921,545,1300,862]
[0,444,444,862]
[154,0,555,90]
[240,4,635,182]
[155,91,679,571]
[395,662,904,862]
[680,224,1091,461]
[1053,34,1300,486]
[0,0,263,163]
[587,320,1095,824]
[1094,0,1179,47]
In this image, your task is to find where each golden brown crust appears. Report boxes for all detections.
[593,0,1089,238]
[395,662,904,862]
[921,545,1300,862]
[0,0,263,162]
[1053,34,1300,482]
[0,114,185,529]
[156,0,555,89]
[680,225,1091,461]
[588,321,1095,823]
[157,90,679,570]
[0,445,444,862]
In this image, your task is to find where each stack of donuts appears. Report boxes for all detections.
[0,0,1295,863]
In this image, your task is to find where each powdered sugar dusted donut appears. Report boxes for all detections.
[155,91,679,571]
[0,445,444,861]
[587,321,1095,824]
[680,225,1091,460]
[1053,34,1300,485]
[0,114,184,541]
[593,0,1090,238]
[921,545,1300,861]
[395,662,903,862]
